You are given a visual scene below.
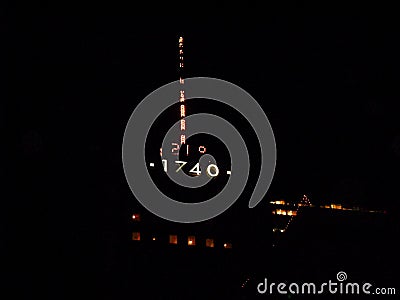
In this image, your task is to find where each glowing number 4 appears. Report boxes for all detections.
[189,163,201,176]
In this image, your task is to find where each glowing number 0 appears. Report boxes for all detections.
[206,164,219,177]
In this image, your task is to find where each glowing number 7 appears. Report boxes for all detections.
[175,161,187,172]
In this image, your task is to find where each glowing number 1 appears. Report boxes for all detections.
[162,159,167,172]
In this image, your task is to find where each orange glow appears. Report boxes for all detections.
[180,134,186,145]
[188,236,195,246]
[179,37,183,43]
[169,235,178,244]
[180,119,186,130]
[271,200,285,205]
[180,104,185,117]
[331,204,342,210]
[275,209,297,216]
[224,243,232,249]
[205,239,214,248]
[132,232,140,241]
[132,213,140,221]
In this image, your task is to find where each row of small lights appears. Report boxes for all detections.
[132,233,232,249]
[132,214,232,248]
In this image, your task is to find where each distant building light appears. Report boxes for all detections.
[188,236,195,246]
[132,232,140,241]
[169,235,178,245]
[223,243,232,249]
[271,200,286,205]
[205,238,214,248]
[331,204,342,210]
[132,214,141,221]
[152,237,156,241]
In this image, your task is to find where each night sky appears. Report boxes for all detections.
[6,7,400,299]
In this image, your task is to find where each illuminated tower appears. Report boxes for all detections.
[178,36,186,146]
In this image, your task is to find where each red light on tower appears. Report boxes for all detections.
[180,104,185,117]
[178,37,187,148]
